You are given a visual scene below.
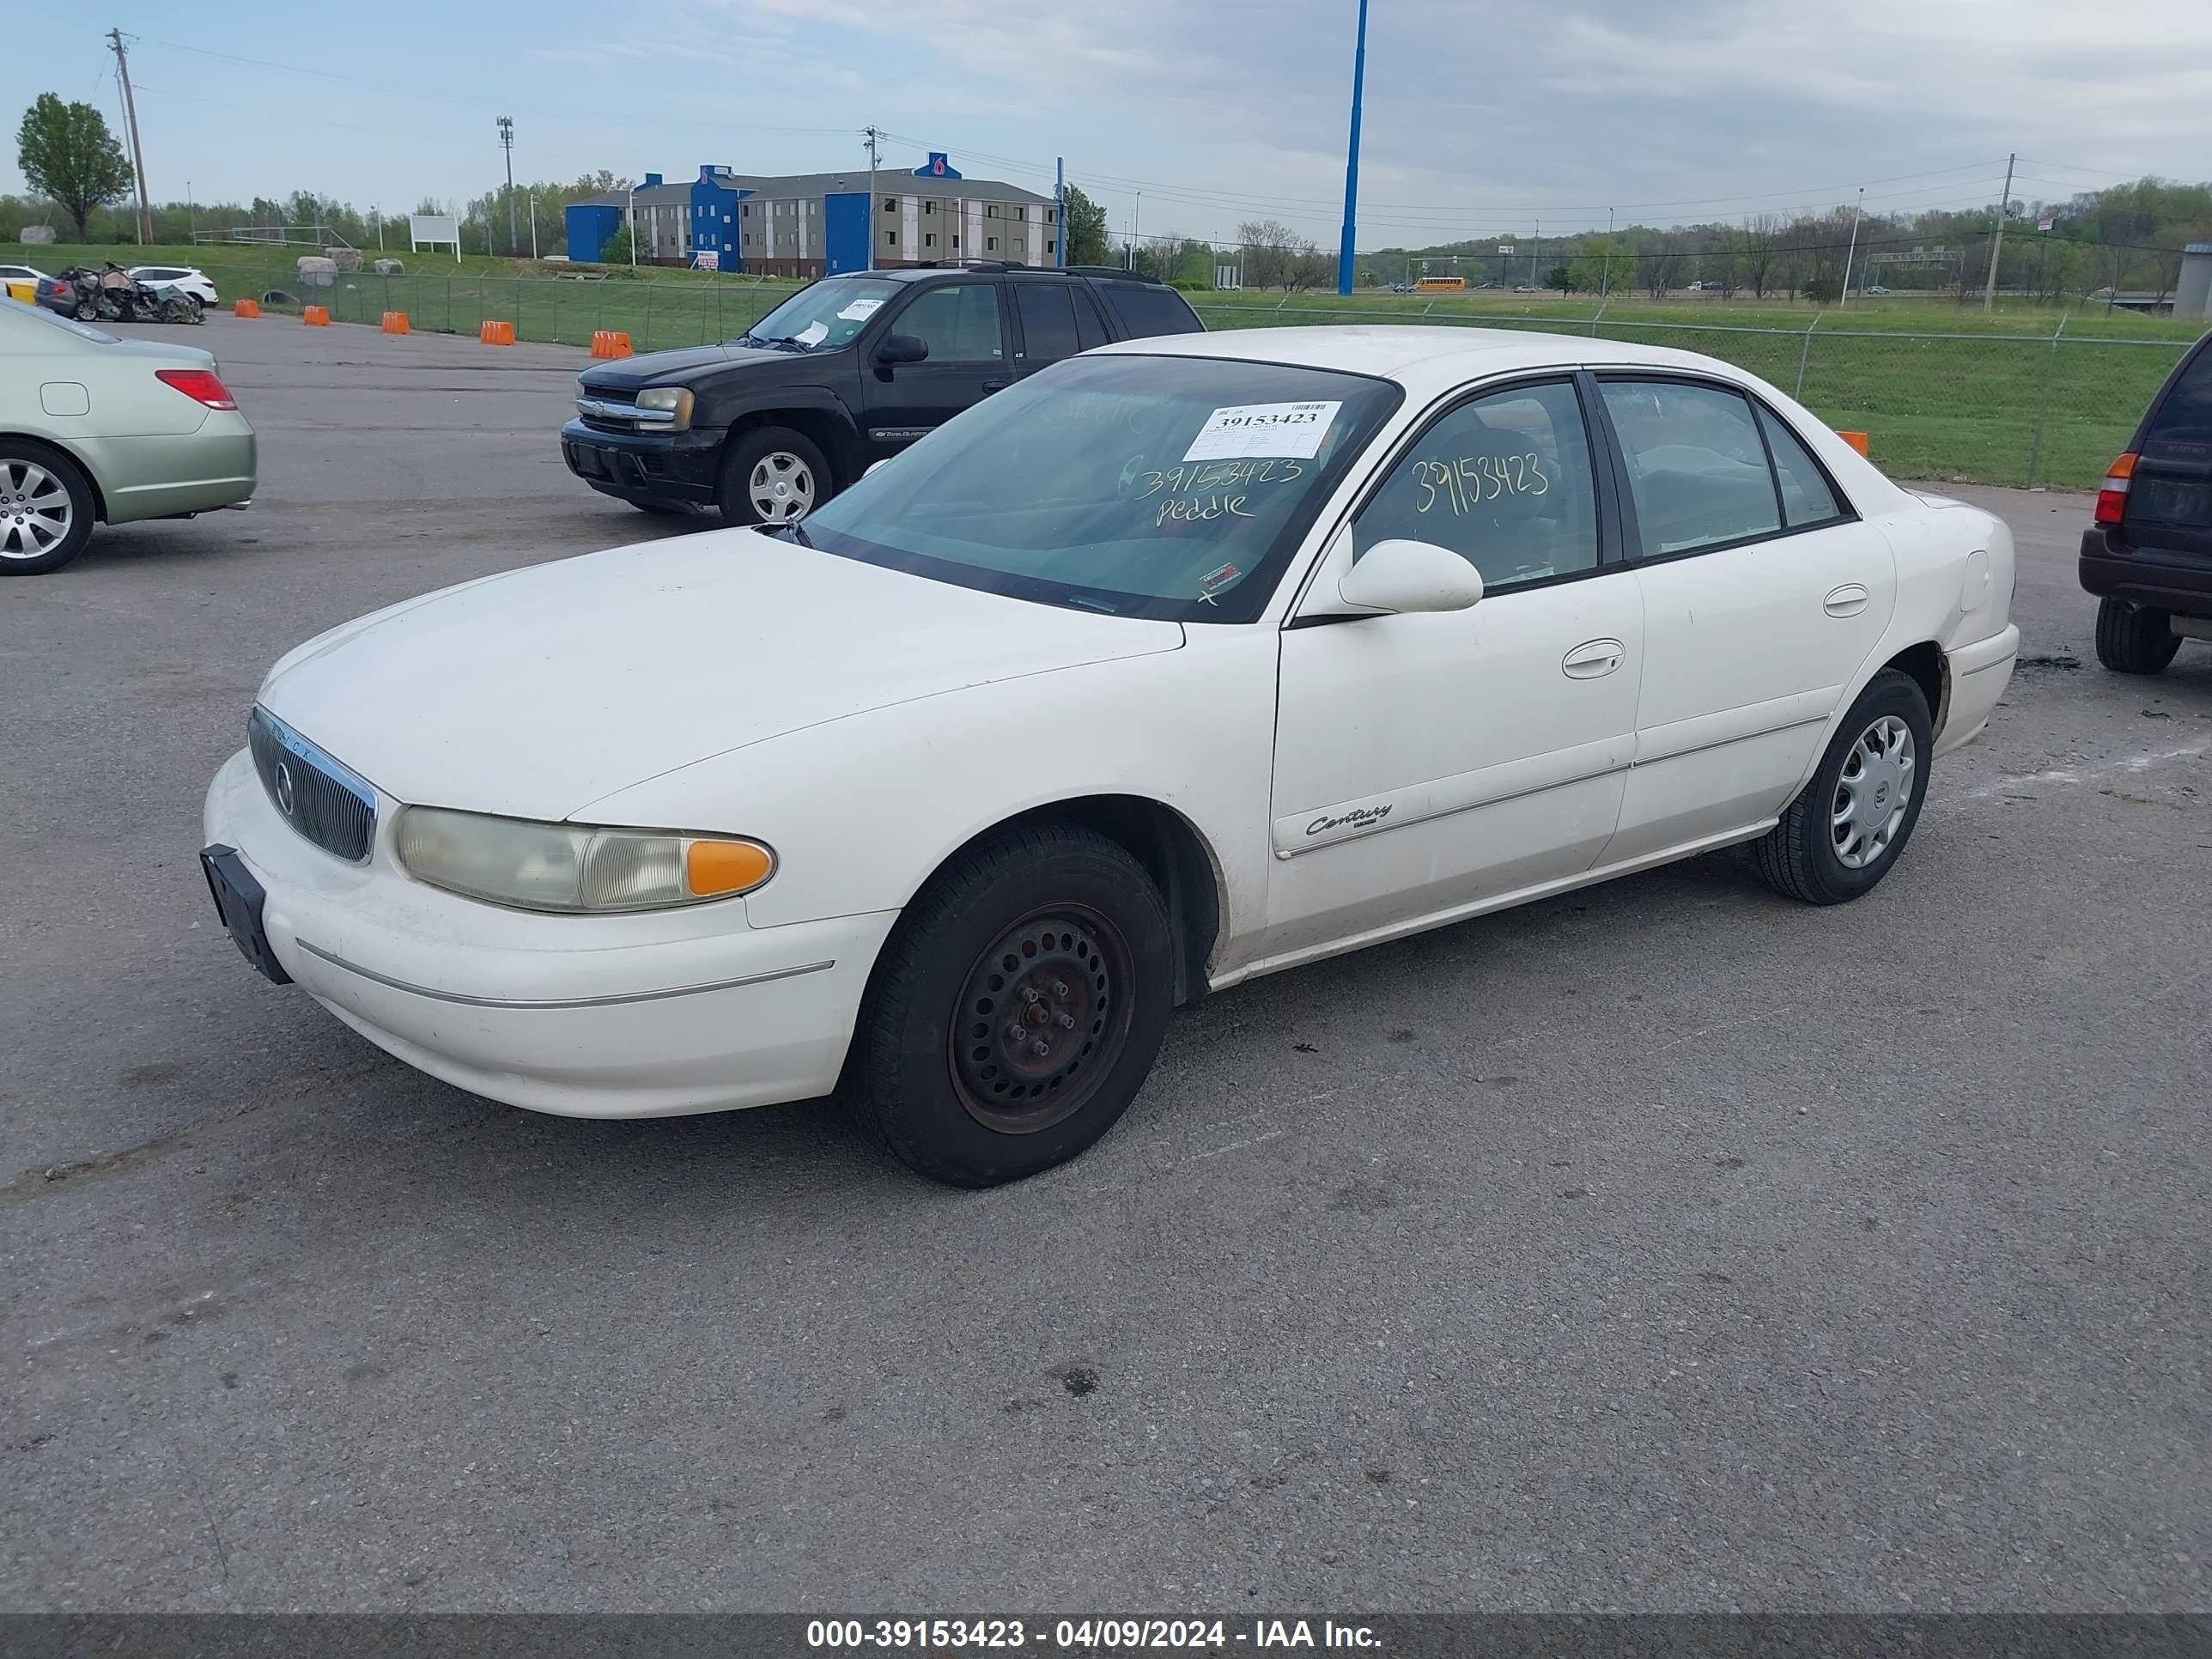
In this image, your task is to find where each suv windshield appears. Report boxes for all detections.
[793,353,1401,622]
[736,277,902,352]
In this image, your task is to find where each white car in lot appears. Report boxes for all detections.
[202,326,2019,1186]
[128,264,220,307]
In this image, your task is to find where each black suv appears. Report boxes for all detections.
[561,264,1204,526]
[2080,330,2212,674]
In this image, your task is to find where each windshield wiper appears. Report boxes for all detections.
[775,520,817,549]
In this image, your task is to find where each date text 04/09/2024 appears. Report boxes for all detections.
[804,1619,1381,1649]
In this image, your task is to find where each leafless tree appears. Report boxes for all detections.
[1741,214,1782,298]
[1238,218,1322,291]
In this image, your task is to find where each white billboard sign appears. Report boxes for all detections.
[409,214,461,262]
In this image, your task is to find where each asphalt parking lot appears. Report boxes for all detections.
[3,315,2207,1613]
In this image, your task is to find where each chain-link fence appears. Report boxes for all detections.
[1190,301,2191,491]
[218,266,2189,493]
[240,268,802,356]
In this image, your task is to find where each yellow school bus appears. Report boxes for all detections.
[1413,276,1467,291]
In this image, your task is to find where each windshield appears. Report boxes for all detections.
[793,353,1402,622]
[738,277,902,352]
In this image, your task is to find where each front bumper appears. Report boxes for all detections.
[560,417,723,507]
[2078,529,2212,616]
[203,747,895,1118]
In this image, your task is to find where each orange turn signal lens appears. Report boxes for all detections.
[684,838,775,897]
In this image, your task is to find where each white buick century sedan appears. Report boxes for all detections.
[203,327,2019,1187]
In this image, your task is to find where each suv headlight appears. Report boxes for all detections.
[635,386,695,430]
[394,807,772,913]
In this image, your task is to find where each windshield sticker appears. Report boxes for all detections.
[836,298,884,321]
[795,320,830,347]
[1197,562,1241,597]
[1182,400,1342,463]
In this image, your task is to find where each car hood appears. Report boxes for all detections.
[580,343,803,390]
[257,529,1184,820]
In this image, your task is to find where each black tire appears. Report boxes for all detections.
[716,425,830,528]
[2094,597,2180,676]
[853,824,1176,1188]
[1754,668,1934,905]
[0,441,97,576]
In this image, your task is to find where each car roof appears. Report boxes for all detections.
[1091,323,1771,395]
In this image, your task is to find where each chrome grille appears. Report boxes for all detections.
[577,392,642,433]
[248,707,376,863]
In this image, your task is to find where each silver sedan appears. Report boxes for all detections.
[0,299,256,575]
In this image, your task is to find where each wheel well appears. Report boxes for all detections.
[1884,641,1948,735]
[945,796,1224,1010]
[0,433,106,522]
[726,408,854,495]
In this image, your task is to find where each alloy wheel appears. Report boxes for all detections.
[0,461,73,561]
[747,452,816,523]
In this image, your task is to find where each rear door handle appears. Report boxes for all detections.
[981,379,1010,394]
[1562,637,1627,679]
[1825,582,1870,617]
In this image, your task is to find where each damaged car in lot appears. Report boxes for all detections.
[205,326,2017,1187]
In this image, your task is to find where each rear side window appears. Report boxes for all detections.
[1012,283,1080,362]
[1756,406,1845,526]
[1072,289,1110,351]
[1601,380,1781,557]
[2143,343,2212,455]
[1091,280,1203,338]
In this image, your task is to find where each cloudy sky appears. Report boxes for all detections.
[5,0,2209,246]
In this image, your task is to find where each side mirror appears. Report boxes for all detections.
[1335,538,1484,615]
[866,459,890,477]
[876,333,929,367]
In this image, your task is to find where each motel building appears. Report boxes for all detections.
[564,154,1060,276]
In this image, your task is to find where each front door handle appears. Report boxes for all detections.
[1825,582,1870,617]
[981,379,1010,394]
[1562,637,1627,679]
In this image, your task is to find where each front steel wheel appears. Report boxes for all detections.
[854,824,1175,1188]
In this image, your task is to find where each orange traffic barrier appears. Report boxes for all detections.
[479,319,515,346]
[233,297,262,319]
[1836,429,1869,457]
[380,311,410,335]
[302,305,330,326]
[589,330,632,359]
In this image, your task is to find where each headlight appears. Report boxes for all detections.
[394,807,772,913]
[634,386,695,431]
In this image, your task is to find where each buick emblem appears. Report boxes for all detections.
[274,761,296,817]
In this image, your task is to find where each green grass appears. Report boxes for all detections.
[1188,289,2204,489]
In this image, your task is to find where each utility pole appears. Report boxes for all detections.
[1054,156,1065,269]
[495,116,518,256]
[1130,191,1141,270]
[1335,0,1369,295]
[106,29,152,244]
[1982,151,2015,313]
[1531,216,1540,290]
[529,190,539,259]
[861,126,882,266]
[1839,186,1864,307]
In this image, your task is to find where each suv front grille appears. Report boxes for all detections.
[248,707,377,863]
[577,392,642,434]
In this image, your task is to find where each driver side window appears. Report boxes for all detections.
[893,283,1006,364]
[1352,379,1599,592]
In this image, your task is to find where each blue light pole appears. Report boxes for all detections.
[1336,0,1369,295]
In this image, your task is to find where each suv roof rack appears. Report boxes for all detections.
[1061,265,1170,284]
